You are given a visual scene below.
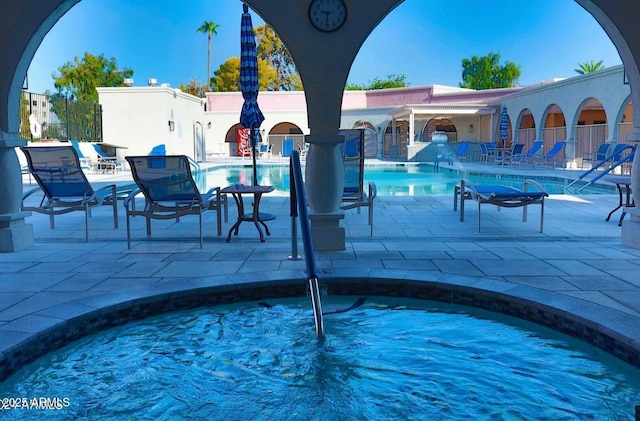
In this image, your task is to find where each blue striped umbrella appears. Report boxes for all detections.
[500,105,509,147]
[240,3,264,185]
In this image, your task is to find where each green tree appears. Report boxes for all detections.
[212,57,277,92]
[575,60,605,75]
[255,24,302,90]
[345,74,409,90]
[178,78,208,98]
[460,52,521,90]
[51,52,133,102]
[47,52,130,141]
[196,21,220,91]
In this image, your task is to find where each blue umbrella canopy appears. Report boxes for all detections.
[500,105,509,147]
[239,3,264,185]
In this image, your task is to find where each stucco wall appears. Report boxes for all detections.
[98,86,205,163]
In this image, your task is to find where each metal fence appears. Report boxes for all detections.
[20,91,102,141]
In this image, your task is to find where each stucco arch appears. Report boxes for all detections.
[572,98,608,158]
[352,120,376,131]
[514,108,536,145]
[615,96,634,143]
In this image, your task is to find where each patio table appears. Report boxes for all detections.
[221,184,275,242]
[603,175,634,226]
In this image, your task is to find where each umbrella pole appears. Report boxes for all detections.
[251,129,258,186]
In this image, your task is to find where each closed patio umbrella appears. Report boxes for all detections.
[500,105,509,147]
[239,3,264,186]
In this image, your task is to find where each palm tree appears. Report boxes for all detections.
[575,60,605,75]
[196,21,220,91]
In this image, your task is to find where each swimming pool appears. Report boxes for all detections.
[196,164,614,196]
[2,296,639,419]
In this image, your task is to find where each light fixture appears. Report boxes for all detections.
[168,120,175,131]
[207,122,212,129]
[468,124,474,132]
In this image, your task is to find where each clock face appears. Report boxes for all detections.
[308,0,347,32]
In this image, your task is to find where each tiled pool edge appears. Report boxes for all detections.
[1,269,639,381]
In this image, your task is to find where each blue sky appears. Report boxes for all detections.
[26,0,622,93]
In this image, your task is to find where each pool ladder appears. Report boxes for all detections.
[289,150,324,337]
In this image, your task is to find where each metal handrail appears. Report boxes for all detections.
[289,150,324,337]
[565,144,635,192]
[186,156,200,172]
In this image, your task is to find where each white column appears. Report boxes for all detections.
[391,119,398,157]
[0,131,33,252]
[408,110,415,147]
[622,131,640,248]
[305,134,345,251]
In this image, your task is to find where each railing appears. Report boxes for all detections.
[542,126,566,144]
[564,144,636,193]
[517,128,536,145]
[186,156,200,172]
[20,91,102,142]
[574,124,608,165]
[289,150,324,337]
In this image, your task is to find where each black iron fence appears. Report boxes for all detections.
[20,91,102,142]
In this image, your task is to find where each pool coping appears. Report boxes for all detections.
[1,268,639,382]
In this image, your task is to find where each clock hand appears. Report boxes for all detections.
[321,10,333,25]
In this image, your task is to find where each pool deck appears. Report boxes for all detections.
[1,157,640,378]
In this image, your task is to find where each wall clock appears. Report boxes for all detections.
[308,0,347,33]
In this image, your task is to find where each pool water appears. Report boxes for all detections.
[2,297,639,420]
[196,165,614,196]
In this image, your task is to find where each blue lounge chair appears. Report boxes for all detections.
[69,139,94,172]
[149,144,166,156]
[534,141,566,168]
[582,143,610,169]
[93,144,123,173]
[20,146,119,241]
[258,143,272,158]
[494,143,524,165]
[478,142,498,163]
[510,141,544,166]
[124,155,227,248]
[339,129,377,235]
[455,142,470,162]
[434,141,470,168]
[281,139,294,157]
[454,178,548,233]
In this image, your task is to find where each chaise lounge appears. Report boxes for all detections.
[454,178,549,232]
[124,155,227,248]
[20,146,119,241]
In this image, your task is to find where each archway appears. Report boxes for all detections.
[225,123,245,157]
[541,104,567,163]
[268,121,305,156]
[516,108,536,146]
[424,118,457,143]
[574,97,608,161]
[351,120,378,157]
[382,120,409,158]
